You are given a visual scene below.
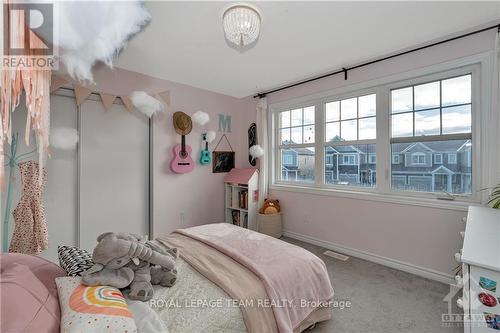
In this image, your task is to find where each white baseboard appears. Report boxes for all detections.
[283,230,455,285]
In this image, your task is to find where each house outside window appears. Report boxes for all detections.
[390,73,472,195]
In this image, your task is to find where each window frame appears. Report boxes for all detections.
[448,153,458,164]
[411,152,426,165]
[434,153,443,164]
[269,56,488,209]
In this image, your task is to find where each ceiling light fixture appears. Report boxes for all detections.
[222,3,261,47]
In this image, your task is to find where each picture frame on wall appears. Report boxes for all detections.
[213,151,235,173]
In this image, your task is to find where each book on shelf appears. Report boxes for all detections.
[231,210,240,226]
[243,213,248,228]
[239,190,248,209]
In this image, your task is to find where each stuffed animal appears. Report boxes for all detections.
[259,198,281,214]
[82,232,178,302]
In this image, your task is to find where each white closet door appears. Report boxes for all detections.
[79,99,149,251]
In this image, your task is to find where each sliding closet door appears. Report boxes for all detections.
[2,93,78,262]
[79,99,149,251]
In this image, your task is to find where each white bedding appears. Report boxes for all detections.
[150,258,246,333]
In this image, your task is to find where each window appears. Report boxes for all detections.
[273,67,478,200]
[278,106,316,184]
[448,153,457,164]
[342,154,356,165]
[390,74,472,195]
[411,152,426,165]
[283,154,295,166]
[325,154,334,165]
[325,94,376,142]
[324,94,377,188]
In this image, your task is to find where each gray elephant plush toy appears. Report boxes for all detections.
[82,232,178,301]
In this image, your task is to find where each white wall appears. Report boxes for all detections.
[248,30,499,282]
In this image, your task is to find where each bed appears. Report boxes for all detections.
[1,223,334,333]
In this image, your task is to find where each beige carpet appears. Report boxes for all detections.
[282,237,462,333]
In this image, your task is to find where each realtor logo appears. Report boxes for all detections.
[3,3,56,69]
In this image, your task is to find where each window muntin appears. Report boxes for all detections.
[391,74,472,138]
[325,94,376,142]
[390,74,472,196]
[279,106,315,145]
[277,106,316,184]
[274,69,476,199]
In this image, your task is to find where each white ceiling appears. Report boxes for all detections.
[116,1,500,98]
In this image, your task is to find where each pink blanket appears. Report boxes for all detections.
[176,223,334,333]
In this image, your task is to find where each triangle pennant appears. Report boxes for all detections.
[157,91,170,106]
[120,96,134,113]
[74,85,92,106]
[100,94,116,111]
[50,75,69,93]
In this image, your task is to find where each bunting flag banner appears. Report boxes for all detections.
[157,91,170,106]
[50,75,69,93]
[120,96,135,112]
[100,94,117,111]
[74,85,93,106]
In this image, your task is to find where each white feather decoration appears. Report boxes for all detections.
[192,111,210,126]
[56,1,152,83]
[130,91,164,118]
[50,128,79,151]
[206,131,217,143]
[250,145,264,160]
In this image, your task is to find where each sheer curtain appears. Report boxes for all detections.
[256,97,268,208]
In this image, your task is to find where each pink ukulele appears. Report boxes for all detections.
[170,135,195,173]
[170,111,195,174]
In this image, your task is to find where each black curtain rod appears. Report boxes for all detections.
[253,23,500,99]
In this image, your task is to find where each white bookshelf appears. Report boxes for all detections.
[224,168,259,230]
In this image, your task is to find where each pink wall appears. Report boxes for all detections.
[89,66,256,237]
[242,30,498,279]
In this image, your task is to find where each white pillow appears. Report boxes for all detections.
[126,299,168,333]
[55,277,137,333]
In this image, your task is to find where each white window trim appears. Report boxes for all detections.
[411,152,426,165]
[340,154,357,165]
[434,153,443,164]
[269,52,495,211]
[448,153,457,164]
[392,154,400,164]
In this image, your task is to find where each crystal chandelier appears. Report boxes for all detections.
[222,4,261,47]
